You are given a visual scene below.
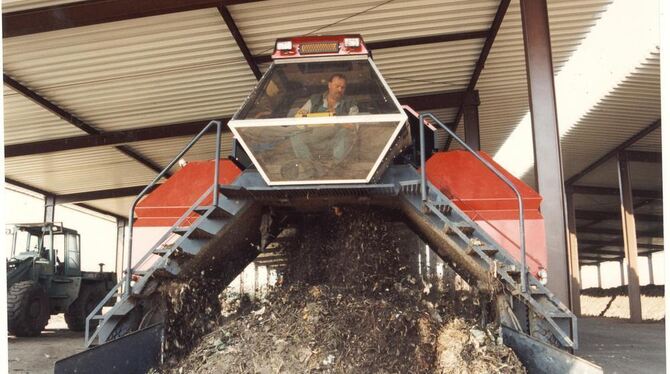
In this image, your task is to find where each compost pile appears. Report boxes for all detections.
[580,284,665,320]
[161,208,524,373]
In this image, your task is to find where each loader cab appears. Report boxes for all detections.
[229,35,408,185]
[7,223,81,277]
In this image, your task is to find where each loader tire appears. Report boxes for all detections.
[65,285,106,332]
[7,281,50,337]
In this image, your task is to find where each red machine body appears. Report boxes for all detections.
[134,152,547,276]
[272,35,369,60]
[425,151,547,276]
[135,160,241,227]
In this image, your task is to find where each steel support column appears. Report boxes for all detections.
[44,195,56,223]
[116,219,126,283]
[520,0,570,305]
[647,254,654,285]
[463,92,481,151]
[618,153,642,322]
[566,192,581,315]
[596,263,602,288]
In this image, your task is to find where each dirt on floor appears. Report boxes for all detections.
[580,285,665,320]
[156,208,524,374]
[8,314,86,374]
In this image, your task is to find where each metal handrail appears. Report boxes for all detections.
[418,112,528,293]
[130,188,213,275]
[85,185,215,347]
[124,120,222,296]
[84,274,128,346]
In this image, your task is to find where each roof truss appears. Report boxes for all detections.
[2,0,262,38]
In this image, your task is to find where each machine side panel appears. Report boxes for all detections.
[426,150,548,272]
[135,160,241,227]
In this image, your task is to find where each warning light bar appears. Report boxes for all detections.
[272,35,369,60]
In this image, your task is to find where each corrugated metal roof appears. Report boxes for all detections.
[229,0,500,55]
[5,146,159,195]
[576,157,662,191]
[628,127,661,152]
[374,39,483,97]
[2,0,661,227]
[559,48,660,181]
[476,0,612,154]
[1,0,83,13]
[81,196,137,218]
[3,8,258,131]
[3,84,86,144]
[129,133,235,171]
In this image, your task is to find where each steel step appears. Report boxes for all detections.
[152,245,171,256]
[445,224,474,236]
[194,205,232,219]
[481,246,499,257]
[172,226,213,239]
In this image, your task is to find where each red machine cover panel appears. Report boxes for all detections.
[135,160,241,227]
[425,150,547,275]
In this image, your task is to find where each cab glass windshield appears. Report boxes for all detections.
[235,59,400,119]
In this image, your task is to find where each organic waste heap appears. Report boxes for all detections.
[160,208,524,373]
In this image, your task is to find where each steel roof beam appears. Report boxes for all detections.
[4,74,98,134]
[576,210,662,222]
[565,119,661,186]
[4,178,126,220]
[3,0,262,38]
[620,150,662,163]
[252,30,490,65]
[579,239,664,251]
[446,0,511,149]
[74,203,126,221]
[570,185,662,199]
[579,249,661,261]
[398,90,477,110]
[369,30,489,50]
[577,227,662,238]
[218,6,262,80]
[5,119,229,157]
[5,177,51,196]
[4,74,167,175]
[5,90,463,158]
[575,210,662,222]
[56,185,160,204]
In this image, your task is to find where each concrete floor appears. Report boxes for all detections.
[576,317,666,374]
[8,314,85,374]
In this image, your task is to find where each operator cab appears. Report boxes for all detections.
[7,223,81,276]
[229,35,408,185]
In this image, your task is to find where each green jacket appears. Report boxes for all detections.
[309,93,358,116]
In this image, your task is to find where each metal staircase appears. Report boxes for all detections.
[83,115,577,353]
[398,111,577,350]
[399,178,576,349]
[84,120,258,347]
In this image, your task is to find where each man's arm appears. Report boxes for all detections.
[349,102,359,115]
[295,99,312,117]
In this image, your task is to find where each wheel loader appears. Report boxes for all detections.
[6,223,116,336]
[55,35,601,373]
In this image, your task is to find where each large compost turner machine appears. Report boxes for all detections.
[56,36,600,373]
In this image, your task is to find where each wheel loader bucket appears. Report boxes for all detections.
[502,325,602,374]
[54,323,163,374]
